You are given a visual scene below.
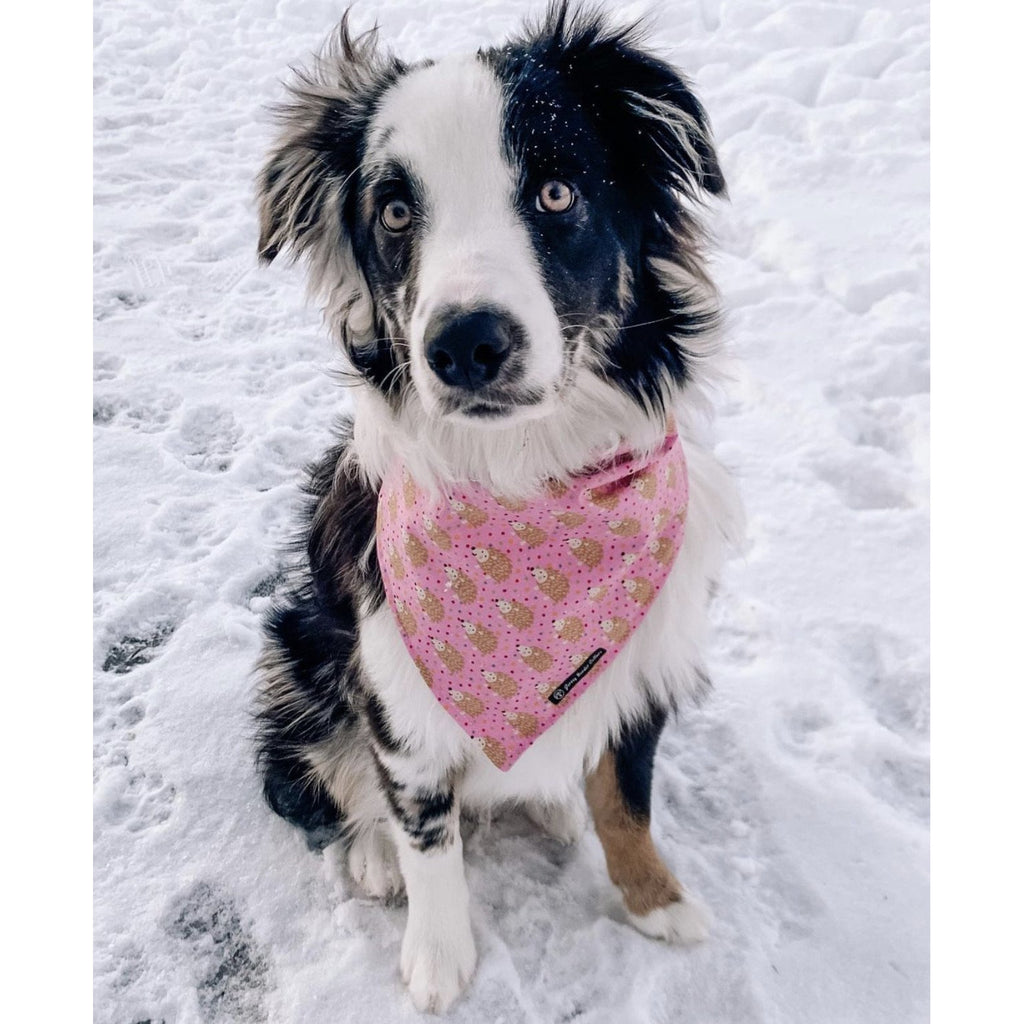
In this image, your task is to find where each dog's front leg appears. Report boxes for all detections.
[586,705,710,944]
[371,728,475,1013]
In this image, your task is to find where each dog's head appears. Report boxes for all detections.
[257,3,724,426]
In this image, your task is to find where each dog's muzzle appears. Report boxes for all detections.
[424,306,525,391]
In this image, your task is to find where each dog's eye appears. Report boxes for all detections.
[535,180,575,214]
[380,198,413,233]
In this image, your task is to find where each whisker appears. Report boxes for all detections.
[557,313,681,334]
[378,356,412,393]
[618,314,681,333]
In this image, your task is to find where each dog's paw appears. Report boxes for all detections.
[525,792,587,845]
[347,827,405,900]
[400,914,477,1013]
[626,893,711,946]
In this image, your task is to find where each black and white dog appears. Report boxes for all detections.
[254,3,741,1012]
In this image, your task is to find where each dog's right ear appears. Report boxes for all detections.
[256,15,404,266]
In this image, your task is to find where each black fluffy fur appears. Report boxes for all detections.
[255,419,383,844]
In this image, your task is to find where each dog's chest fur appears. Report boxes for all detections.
[352,419,735,809]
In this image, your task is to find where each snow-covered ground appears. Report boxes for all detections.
[93,1,929,1020]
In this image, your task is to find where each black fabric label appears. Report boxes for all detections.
[548,648,607,705]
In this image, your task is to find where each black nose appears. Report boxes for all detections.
[425,308,520,389]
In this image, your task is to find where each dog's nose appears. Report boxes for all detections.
[425,308,520,389]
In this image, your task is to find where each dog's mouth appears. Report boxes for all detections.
[460,400,514,419]
[436,386,549,425]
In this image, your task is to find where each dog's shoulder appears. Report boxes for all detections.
[301,416,384,617]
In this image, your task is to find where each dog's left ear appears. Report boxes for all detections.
[256,16,404,267]
[527,4,726,202]
[255,16,406,373]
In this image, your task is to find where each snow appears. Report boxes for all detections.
[93,1,929,1021]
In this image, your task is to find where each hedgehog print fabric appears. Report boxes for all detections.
[376,433,689,770]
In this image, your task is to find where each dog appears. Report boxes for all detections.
[253,2,742,1012]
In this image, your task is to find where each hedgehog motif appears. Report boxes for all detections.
[588,584,609,602]
[404,530,429,567]
[647,536,676,566]
[387,490,400,520]
[423,515,452,550]
[569,651,588,668]
[476,735,507,768]
[448,498,488,527]
[567,536,603,569]
[546,479,570,498]
[444,565,477,602]
[495,494,528,512]
[463,620,498,654]
[550,508,586,528]
[631,469,658,500]
[414,656,433,688]
[583,486,619,511]
[496,598,534,629]
[608,517,641,537]
[518,644,553,672]
[432,639,464,672]
[665,460,679,489]
[536,680,557,699]
[473,546,512,582]
[449,688,484,717]
[623,577,656,606]
[622,552,638,567]
[653,508,671,532]
[386,542,406,580]
[395,598,419,635]
[511,521,547,547]
[503,710,539,739]
[553,615,585,642]
[482,669,518,698]
[402,469,418,508]
[601,616,631,643]
[415,585,444,622]
[531,566,569,603]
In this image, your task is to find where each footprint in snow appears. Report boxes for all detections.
[166,883,271,1024]
[824,337,930,403]
[808,445,913,511]
[94,351,124,381]
[827,267,922,316]
[873,754,930,823]
[94,395,129,426]
[96,762,177,833]
[121,387,183,434]
[832,623,930,737]
[170,404,242,473]
[835,398,924,460]
[776,701,834,756]
[102,622,176,675]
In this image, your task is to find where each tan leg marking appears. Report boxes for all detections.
[584,751,682,916]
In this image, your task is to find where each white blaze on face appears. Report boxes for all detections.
[367,57,564,413]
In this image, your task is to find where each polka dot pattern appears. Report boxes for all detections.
[376,434,689,771]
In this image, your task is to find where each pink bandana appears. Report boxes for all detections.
[376,433,688,771]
